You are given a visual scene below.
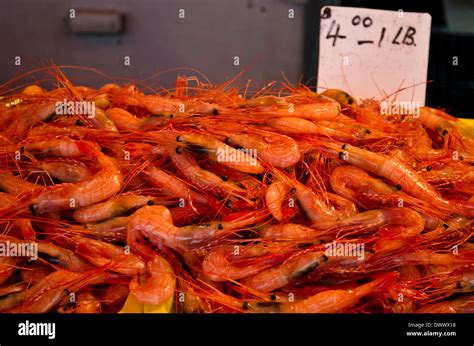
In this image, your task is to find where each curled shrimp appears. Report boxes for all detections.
[127,205,260,252]
[265,177,291,221]
[129,255,175,305]
[84,216,129,242]
[32,141,123,213]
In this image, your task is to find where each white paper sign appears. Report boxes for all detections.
[317,6,431,105]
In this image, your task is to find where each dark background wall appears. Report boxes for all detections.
[0,0,473,117]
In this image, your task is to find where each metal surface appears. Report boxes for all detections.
[0,0,306,89]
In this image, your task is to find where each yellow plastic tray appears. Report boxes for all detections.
[119,293,173,313]
[458,118,474,132]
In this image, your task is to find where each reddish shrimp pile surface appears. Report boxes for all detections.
[0,71,473,313]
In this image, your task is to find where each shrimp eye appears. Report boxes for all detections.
[169,114,174,119]
[212,108,220,115]
[289,187,297,194]
[441,129,449,137]
[455,281,463,289]
[442,223,449,229]
[341,143,348,150]
[224,200,232,208]
[426,165,432,171]
[221,175,228,181]
[175,147,183,154]
[76,119,84,126]
[395,184,402,191]
[242,301,251,310]
[176,135,183,142]
[217,223,224,230]
[225,137,232,145]
[20,146,25,153]
[270,294,277,301]
[321,255,329,262]
[338,152,345,160]
[460,156,464,161]
[147,200,154,206]
[29,204,37,215]
[365,129,371,134]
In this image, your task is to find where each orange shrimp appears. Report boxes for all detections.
[312,208,425,252]
[106,107,167,131]
[143,166,209,205]
[61,235,145,275]
[175,132,266,173]
[127,205,260,252]
[265,177,291,221]
[129,255,175,305]
[99,284,129,308]
[0,257,19,285]
[259,223,329,242]
[57,292,101,313]
[32,141,123,213]
[202,242,298,281]
[8,268,113,313]
[0,283,27,298]
[72,194,155,223]
[246,272,398,312]
[37,241,94,272]
[320,141,474,216]
[169,147,253,202]
[85,216,129,242]
[243,95,341,121]
[240,251,328,292]
[40,159,91,183]
[203,128,301,168]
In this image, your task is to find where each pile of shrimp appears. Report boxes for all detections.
[0,68,472,313]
